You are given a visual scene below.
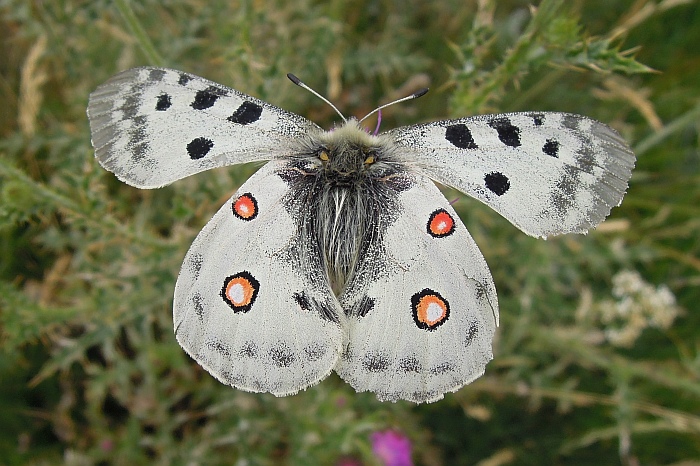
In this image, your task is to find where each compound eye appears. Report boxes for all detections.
[364,150,378,165]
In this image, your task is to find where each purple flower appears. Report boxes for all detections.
[370,430,413,466]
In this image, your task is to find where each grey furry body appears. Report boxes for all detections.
[279,121,410,296]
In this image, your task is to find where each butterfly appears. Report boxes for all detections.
[87,67,634,403]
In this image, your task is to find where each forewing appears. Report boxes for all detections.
[173,160,344,395]
[386,112,635,238]
[334,175,498,403]
[88,67,319,188]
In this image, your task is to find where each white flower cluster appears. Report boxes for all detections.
[595,270,681,347]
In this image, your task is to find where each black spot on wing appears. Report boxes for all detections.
[189,253,203,279]
[484,172,510,196]
[530,113,545,126]
[362,352,390,373]
[488,117,521,147]
[411,390,439,403]
[543,139,560,157]
[193,293,205,320]
[293,292,310,310]
[178,73,192,86]
[270,343,295,367]
[304,343,327,362]
[464,321,479,347]
[293,292,339,324]
[148,69,167,81]
[227,101,263,125]
[191,88,222,110]
[220,371,241,387]
[430,362,455,375]
[475,282,487,301]
[398,356,422,373]
[445,123,478,149]
[347,295,375,318]
[240,341,258,358]
[155,93,171,111]
[205,339,232,358]
[187,137,214,159]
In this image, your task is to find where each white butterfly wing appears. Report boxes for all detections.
[334,174,498,403]
[88,67,319,188]
[173,160,344,395]
[386,112,635,238]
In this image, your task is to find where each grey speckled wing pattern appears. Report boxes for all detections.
[87,67,319,188]
[335,174,498,403]
[87,66,635,403]
[387,112,634,238]
[173,160,344,396]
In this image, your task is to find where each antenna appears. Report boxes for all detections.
[358,88,429,125]
[287,73,347,123]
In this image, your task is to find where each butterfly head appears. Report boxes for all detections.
[309,119,398,186]
[285,73,427,186]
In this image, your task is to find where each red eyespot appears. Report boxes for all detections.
[221,271,260,313]
[411,289,450,330]
[427,209,455,237]
[232,193,258,220]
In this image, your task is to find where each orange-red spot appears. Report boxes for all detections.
[221,271,259,313]
[427,209,455,237]
[233,193,258,220]
[225,277,254,305]
[417,295,448,325]
[411,289,450,330]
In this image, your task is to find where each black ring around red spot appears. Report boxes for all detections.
[411,288,450,331]
[220,271,260,313]
[232,193,258,221]
[427,208,456,238]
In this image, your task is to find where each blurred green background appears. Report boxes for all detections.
[1,0,698,464]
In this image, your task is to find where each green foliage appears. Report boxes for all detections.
[1,0,698,464]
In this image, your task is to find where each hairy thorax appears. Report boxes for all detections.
[280,120,410,295]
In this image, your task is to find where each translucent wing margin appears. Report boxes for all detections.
[386,112,635,238]
[87,67,320,188]
[173,160,344,395]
